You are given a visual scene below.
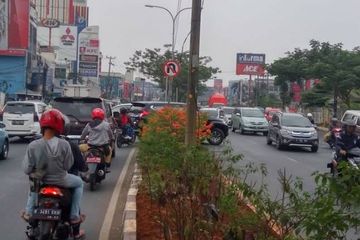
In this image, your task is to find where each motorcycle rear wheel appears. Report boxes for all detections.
[39,221,52,240]
[89,174,96,191]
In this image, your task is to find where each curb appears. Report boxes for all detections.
[123,163,142,240]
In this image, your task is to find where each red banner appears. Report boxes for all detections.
[0,49,26,56]
[236,63,265,76]
[291,83,302,103]
[8,0,30,49]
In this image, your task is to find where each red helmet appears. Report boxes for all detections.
[40,109,65,134]
[91,108,105,120]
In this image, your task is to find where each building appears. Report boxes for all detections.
[0,0,40,99]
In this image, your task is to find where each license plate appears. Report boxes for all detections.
[12,120,24,125]
[297,139,306,143]
[87,156,101,163]
[32,208,62,221]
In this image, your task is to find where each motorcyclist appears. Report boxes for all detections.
[119,108,133,140]
[333,120,360,168]
[329,118,340,131]
[80,108,114,168]
[307,113,315,125]
[22,109,85,237]
[324,118,341,147]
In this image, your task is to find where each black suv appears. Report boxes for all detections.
[51,97,116,155]
[267,112,319,152]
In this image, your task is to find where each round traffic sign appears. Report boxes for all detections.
[163,60,181,78]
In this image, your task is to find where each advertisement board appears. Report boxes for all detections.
[78,26,99,79]
[0,0,8,49]
[57,26,78,61]
[236,53,265,76]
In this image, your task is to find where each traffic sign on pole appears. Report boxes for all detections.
[163,60,181,78]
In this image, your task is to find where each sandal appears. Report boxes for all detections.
[71,214,86,225]
[74,229,86,240]
[20,211,31,222]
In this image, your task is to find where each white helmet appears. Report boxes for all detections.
[307,113,313,118]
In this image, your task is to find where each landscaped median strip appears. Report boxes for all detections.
[123,163,142,240]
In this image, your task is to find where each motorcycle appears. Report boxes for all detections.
[327,147,360,176]
[25,178,82,240]
[84,146,107,191]
[325,128,342,149]
[116,127,136,148]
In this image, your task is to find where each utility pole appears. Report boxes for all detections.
[106,56,115,99]
[185,0,202,146]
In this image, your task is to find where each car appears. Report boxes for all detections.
[267,112,319,152]
[340,110,360,135]
[199,108,229,145]
[112,103,133,114]
[0,101,47,138]
[231,107,269,135]
[200,107,226,122]
[221,106,235,126]
[264,107,281,122]
[51,97,117,156]
[0,122,9,160]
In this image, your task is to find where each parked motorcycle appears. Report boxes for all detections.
[25,178,82,240]
[84,146,107,191]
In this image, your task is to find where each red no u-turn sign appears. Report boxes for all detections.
[163,60,181,78]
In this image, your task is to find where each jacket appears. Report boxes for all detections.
[335,132,360,161]
[23,137,74,186]
[81,119,114,146]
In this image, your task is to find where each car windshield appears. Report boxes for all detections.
[223,108,234,114]
[201,109,218,118]
[281,115,312,127]
[241,109,264,118]
[52,100,102,121]
[4,103,35,114]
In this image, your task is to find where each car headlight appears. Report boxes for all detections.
[310,130,318,137]
[280,129,292,136]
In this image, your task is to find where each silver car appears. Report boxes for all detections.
[231,107,269,135]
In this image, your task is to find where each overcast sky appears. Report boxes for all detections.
[88,0,360,85]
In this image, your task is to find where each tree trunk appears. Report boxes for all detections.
[333,88,338,118]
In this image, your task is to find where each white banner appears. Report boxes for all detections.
[78,26,99,80]
[0,0,8,49]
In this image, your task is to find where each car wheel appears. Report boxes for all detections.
[240,127,245,135]
[232,127,236,133]
[263,131,268,136]
[0,140,9,160]
[208,128,225,145]
[276,136,284,150]
[266,135,272,145]
[311,145,318,153]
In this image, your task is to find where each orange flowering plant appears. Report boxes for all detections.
[141,107,212,144]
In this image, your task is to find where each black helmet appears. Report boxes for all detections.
[120,108,128,114]
[342,120,356,127]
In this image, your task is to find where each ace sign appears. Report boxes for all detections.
[236,53,265,76]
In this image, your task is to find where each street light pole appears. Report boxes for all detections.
[185,0,202,146]
[145,5,191,102]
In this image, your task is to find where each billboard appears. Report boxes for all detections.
[78,26,99,79]
[214,79,223,93]
[236,53,265,76]
[57,26,78,61]
[0,0,8,49]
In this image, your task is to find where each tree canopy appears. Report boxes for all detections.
[268,40,360,116]
[124,48,220,102]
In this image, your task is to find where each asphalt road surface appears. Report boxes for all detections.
[0,138,133,240]
[225,131,332,197]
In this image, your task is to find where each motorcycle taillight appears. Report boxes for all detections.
[40,187,63,197]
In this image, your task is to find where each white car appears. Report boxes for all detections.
[1,101,47,138]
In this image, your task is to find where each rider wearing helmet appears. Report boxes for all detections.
[307,113,315,124]
[80,108,114,167]
[22,109,85,236]
[333,120,360,167]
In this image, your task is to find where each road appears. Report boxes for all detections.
[224,131,332,197]
[0,138,133,240]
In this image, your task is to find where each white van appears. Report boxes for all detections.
[341,110,360,135]
[1,101,47,138]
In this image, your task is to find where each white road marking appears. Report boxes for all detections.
[99,148,136,240]
[287,157,299,163]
